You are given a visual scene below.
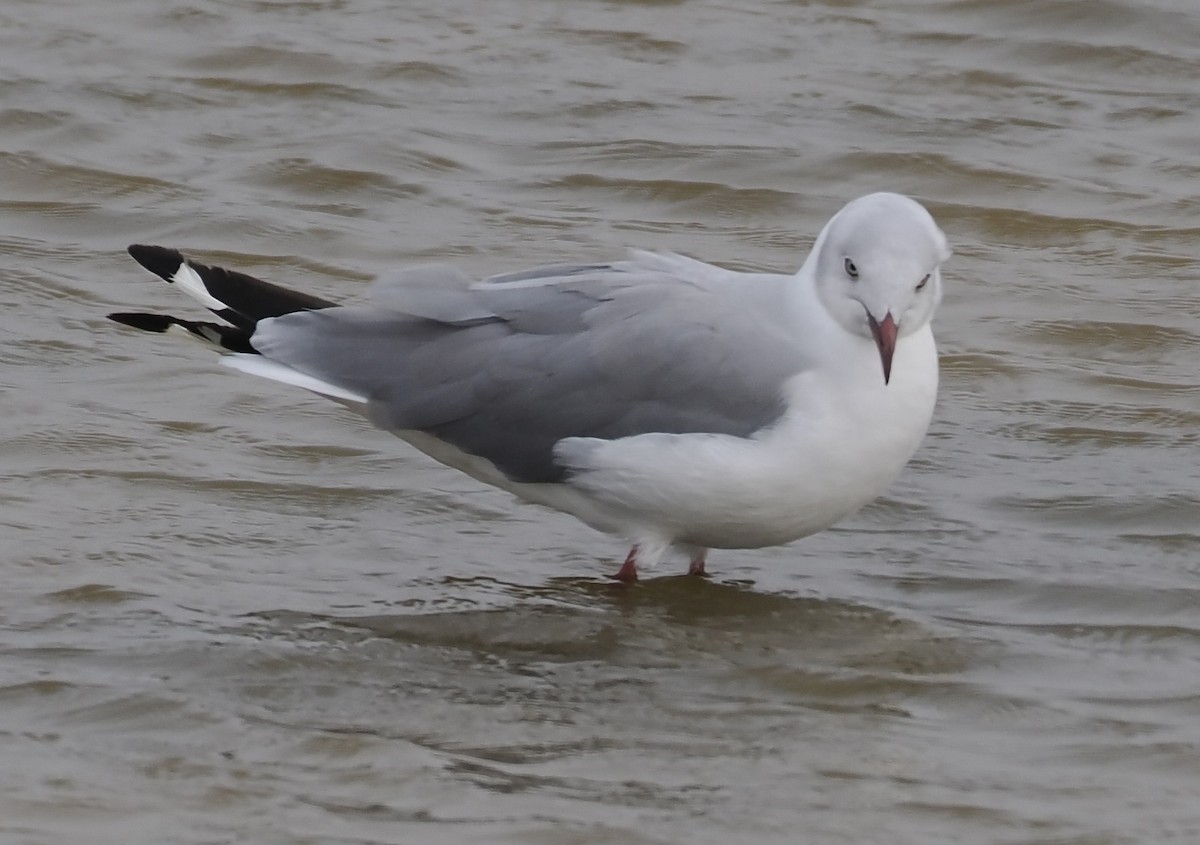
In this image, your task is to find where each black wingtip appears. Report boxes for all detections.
[124,243,338,327]
[128,244,185,282]
[108,311,257,353]
[108,312,175,332]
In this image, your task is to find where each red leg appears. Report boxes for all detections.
[687,554,707,577]
[611,545,639,582]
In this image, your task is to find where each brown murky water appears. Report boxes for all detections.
[2,0,1198,842]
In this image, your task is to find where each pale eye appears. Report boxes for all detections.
[844,258,859,279]
[916,274,930,291]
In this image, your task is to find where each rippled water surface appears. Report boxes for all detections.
[2,0,1199,842]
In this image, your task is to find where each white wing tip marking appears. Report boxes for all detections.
[171,261,228,312]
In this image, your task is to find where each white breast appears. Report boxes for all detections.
[552,325,939,549]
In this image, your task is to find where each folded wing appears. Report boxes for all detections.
[251,252,808,483]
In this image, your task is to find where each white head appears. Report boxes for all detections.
[809,192,951,384]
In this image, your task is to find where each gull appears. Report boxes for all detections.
[109,192,950,582]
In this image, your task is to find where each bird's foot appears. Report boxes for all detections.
[610,546,639,583]
[687,556,707,577]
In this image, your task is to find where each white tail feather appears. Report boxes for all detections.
[221,354,368,405]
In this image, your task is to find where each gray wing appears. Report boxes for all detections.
[250,252,807,483]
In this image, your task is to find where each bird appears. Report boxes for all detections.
[109,192,950,582]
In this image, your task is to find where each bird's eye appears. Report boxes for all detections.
[844,258,858,279]
[916,274,930,291]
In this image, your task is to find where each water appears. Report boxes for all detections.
[2,0,1198,842]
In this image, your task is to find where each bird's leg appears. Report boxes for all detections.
[611,545,639,583]
[680,544,708,577]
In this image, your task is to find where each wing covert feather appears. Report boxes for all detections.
[251,255,806,482]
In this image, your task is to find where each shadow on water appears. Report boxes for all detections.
[245,573,974,682]
[134,581,984,823]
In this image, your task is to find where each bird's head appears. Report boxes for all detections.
[810,192,951,384]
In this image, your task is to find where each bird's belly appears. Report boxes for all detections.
[397,336,938,551]
[564,348,938,549]
[670,420,922,549]
[673,439,906,549]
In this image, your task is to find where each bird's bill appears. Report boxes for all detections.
[867,312,898,384]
